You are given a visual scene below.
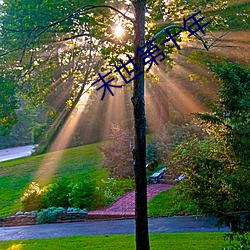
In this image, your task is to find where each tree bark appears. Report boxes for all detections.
[132,1,150,250]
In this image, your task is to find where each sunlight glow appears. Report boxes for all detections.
[114,24,124,38]
[35,93,89,184]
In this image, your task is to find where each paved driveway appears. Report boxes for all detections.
[0,216,229,241]
[0,145,36,162]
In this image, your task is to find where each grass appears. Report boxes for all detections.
[0,139,198,218]
[0,233,231,250]
[148,186,199,217]
[0,143,104,217]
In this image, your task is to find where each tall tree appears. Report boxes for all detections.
[132,1,149,249]
[168,61,250,233]
[0,73,18,136]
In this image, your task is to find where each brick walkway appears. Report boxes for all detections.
[88,184,171,219]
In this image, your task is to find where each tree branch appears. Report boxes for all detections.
[1,4,134,33]
[152,24,228,51]
[0,4,134,57]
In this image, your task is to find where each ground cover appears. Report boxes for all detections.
[0,233,230,250]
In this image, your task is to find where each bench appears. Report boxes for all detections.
[149,168,165,184]
[175,174,185,182]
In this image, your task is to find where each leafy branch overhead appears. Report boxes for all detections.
[0,0,232,136]
[0,2,228,58]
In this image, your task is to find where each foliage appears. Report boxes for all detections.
[146,140,159,171]
[24,178,94,211]
[99,124,133,178]
[168,136,239,211]
[207,2,250,31]
[68,179,94,209]
[167,62,250,233]
[19,165,133,213]
[0,0,233,142]
[0,104,44,149]
[43,178,71,208]
[0,74,18,136]
[147,122,206,166]
[223,232,250,250]
[93,178,118,208]
[32,123,48,144]
[93,177,134,208]
[20,182,45,212]
[36,206,64,224]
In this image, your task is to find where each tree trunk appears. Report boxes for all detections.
[132,1,150,250]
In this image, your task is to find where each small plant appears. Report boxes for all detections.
[21,182,45,211]
[36,206,64,224]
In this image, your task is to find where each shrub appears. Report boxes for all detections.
[92,178,116,209]
[21,182,45,211]
[36,206,64,224]
[223,233,250,250]
[113,177,134,197]
[93,177,134,209]
[43,177,71,208]
[68,180,94,209]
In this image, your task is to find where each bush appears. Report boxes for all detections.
[21,182,45,211]
[92,178,117,209]
[93,177,134,209]
[36,206,64,224]
[68,180,94,209]
[113,177,134,197]
[43,177,71,208]
[223,233,250,250]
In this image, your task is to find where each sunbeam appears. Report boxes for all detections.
[35,92,89,184]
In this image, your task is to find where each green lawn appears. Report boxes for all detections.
[0,233,231,250]
[0,140,186,219]
[0,143,104,217]
[148,186,199,217]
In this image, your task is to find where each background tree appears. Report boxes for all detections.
[0,74,18,136]
[168,61,250,233]
[99,123,133,178]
